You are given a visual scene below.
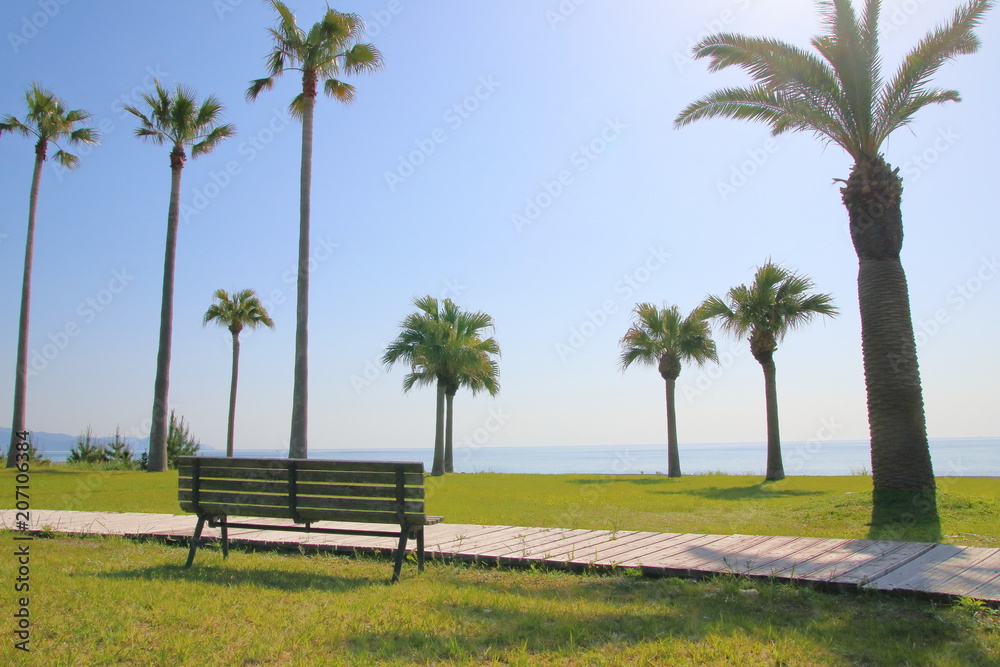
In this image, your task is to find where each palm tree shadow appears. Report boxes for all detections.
[656,484,822,501]
[866,488,942,543]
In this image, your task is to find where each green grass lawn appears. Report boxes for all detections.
[14,467,1000,546]
[4,467,1000,665]
[2,535,998,666]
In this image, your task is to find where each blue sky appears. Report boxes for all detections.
[1,0,997,457]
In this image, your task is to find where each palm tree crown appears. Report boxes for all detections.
[675,0,993,161]
[1,82,99,166]
[204,289,276,336]
[247,2,384,111]
[701,262,838,361]
[620,304,718,380]
[125,82,235,161]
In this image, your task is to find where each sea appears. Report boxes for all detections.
[231,437,998,477]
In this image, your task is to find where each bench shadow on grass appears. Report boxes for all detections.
[98,548,379,593]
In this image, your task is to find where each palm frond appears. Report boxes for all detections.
[323,79,356,104]
[246,77,276,102]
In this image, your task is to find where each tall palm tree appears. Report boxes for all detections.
[382,297,501,476]
[701,263,837,481]
[2,84,99,468]
[248,2,383,459]
[675,0,992,520]
[619,304,718,478]
[203,289,276,458]
[126,84,234,472]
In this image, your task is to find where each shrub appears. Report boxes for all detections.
[166,410,200,469]
[67,427,109,465]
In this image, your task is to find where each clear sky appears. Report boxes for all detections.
[1,0,997,456]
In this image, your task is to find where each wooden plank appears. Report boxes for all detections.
[178,502,426,525]
[433,526,538,555]
[834,541,935,586]
[520,530,638,561]
[179,478,425,499]
[786,540,912,583]
[604,533,724,568]
[740,537,839,577]
[470,528,590,558]
[178,489,424,514]
[647,535,780,574]
[178,457,424,474]
[864,545,1000,594]
[764,538,853,579]
[562,532,677,566]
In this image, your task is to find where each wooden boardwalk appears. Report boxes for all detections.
[4,510,999,604]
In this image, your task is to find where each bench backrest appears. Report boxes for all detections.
[177,456,428,525]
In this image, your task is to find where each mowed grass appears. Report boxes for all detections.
[2,535,999,666]
[14,467,1000,546]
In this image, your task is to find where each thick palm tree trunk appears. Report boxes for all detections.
[759,357,784,481]
[432,381,446,476]
[444,389,456,473]
[226,332,241,458]
[664,378,681,478]
[843,156,938,534]
[6,142,45,468]
[289,74,316,460]
[147,146,185,473]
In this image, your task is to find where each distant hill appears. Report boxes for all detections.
[0,427,220,462]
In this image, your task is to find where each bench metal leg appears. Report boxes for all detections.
[416,528,426,572]
[185,516,206,567]
[220,517,229,559]
[392,530,409,583]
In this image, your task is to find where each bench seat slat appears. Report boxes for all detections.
[178,478,425,499]
[179,502,434,525]
[179,467,424,486]
[179,489,425,513]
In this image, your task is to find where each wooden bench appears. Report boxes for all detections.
[177,456,443,582]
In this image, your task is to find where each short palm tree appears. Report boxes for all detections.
[701,263,837,481]
[619,304,718,478]
[126,83,234,472]
[2,84,99,468]
[248,2,383,459]
[675,0,992,522]
[383,297,501,476]
[203,289,276,458]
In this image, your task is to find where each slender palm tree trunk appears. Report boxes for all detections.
[226,331,241,458]
[842,156,937,532]
[432,381,446,476]
[289,75,316,460]
[147,146,185,473]
[759,358,784,481]
[664,377,681,478]
[6,142,45,468]
[444,389,455,473]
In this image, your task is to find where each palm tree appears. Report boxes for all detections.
[2,84,99,468]
[675,0,991,520]
[248,2,383,459]
[619,304,718,478]
[382,297,501,476]
[125,84,234,472]
[203,289,276,458]
[701,262,838,481]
